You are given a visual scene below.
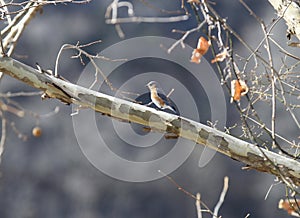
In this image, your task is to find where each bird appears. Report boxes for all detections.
[146,81,176,113]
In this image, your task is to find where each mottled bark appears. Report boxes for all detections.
[268,0,300,40]
[0,57,299,186]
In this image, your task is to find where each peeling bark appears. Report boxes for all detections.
[0,57,299,186]
[268,0,300,40]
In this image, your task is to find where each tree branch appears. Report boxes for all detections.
[0,57,300,186]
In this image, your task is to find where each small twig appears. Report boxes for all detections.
[0,32,7,57]
[0,117,6,164]
[55,41,138,99]
[0,100,24,117]
[265,181,282,200]
[106,15,189,24]
[246,116,299,151]
[158,170,215,217]
[167,21,206,54]
[0,91,43,98]
[213,176,229,218]
[258,18,277,149]
[158,170,196,199]
[196,193,202,218]
[115,24,125,38]
[166,88,174,98]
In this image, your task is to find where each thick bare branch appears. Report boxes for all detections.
[0,57,300,186]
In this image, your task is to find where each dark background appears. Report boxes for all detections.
[0,0,297,217]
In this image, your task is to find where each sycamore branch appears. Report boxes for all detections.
[0,57,300,186]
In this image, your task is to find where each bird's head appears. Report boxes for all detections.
[146,81,157,90]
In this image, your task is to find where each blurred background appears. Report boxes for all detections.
[0,0,298,217]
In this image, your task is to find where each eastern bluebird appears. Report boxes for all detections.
[146,81,177,113]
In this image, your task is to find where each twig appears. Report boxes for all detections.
[264,181,281,200]
[158,170,215,217]
[0,91,43,98]
[106,15,189,24]
[106,0,188,25]
[196,193,202,218]
[213,176,229,218]
[0,117,6,164]
[54,41,138,99]
[269,37,300,130]
[167,21,206,54]
[158,170,196,199]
